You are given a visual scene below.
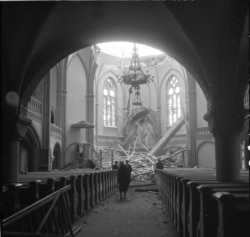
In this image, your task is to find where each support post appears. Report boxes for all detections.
[204,104,246,181]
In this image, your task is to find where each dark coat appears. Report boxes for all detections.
[118,164,130,192]
[112,164,119,170]
[156,161,164,169]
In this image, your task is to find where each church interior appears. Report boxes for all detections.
[1,1,249,237]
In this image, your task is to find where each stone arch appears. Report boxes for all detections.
[197,141,215,168]
[65,141,87,165]
[16,3,216,109]
[20,125,41,172]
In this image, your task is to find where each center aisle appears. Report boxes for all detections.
[76,186,179,237]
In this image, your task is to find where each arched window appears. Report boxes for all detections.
[51,109,55,124]
[167,76,181,126]
[103,78,116,127]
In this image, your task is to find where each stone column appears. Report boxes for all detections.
[3,113,31,184]
[86,93,95,144]
[187,73,197,167]
[204,104,246,181]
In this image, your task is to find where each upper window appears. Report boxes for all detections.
[51,109,55,124]
[167,76,181,126]
[103,78,116,127]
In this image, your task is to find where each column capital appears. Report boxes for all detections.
[204,104,247,135]
[3,114,32,139]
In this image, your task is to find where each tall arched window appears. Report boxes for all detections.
[103,78,116,127]
[167,76,181,126]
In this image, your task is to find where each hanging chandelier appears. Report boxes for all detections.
[117,43,154,106]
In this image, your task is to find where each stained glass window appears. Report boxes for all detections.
[103,78,116,127]
[167,76,181,126]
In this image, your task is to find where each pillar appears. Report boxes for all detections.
[214,134,240,181]
[204,104,246,181]
[86,93,95,144]
[3,114,32,184]
[187,73,197,167]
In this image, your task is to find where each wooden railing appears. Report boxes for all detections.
[2,185,81,237]
[155,168,249,237]
[1,170,118,236]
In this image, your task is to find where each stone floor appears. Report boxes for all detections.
[75,186,179,237]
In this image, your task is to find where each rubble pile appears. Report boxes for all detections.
[102,143,188,185]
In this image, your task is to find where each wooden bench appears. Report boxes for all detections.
[155,168,249,237]
[196,185,249,237]
[212,191,249,237]
[19,180,42,208]
[188,182,249,237]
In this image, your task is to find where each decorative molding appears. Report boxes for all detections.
[103,127,118,136]
[20,106,42,122]
[96,135,123,147]
[50,124,62,138]
[196,127,213,140]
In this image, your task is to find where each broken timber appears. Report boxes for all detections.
[148,116,186,156]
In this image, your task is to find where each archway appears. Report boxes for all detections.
[2,2,248,183]
[19,126,41,172]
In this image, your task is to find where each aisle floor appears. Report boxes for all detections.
[76,186,179,237]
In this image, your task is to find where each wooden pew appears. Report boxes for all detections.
[188,182,249,237]
[19,180,42,208]
[155,168,249,237]
[39,178,56,198]
[212,191,249,237]
[1,183,23,217]
[83,173,90,212]
[196,185,249,237]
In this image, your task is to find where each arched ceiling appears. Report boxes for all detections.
[1,1,248,107]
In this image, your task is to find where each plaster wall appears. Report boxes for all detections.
[197,141,216,168]
[196,83,208,128]
[50,67,57,114]
[66,54,87,160]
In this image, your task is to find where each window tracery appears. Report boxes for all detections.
[167,76,181,126]
[103,78,116,127]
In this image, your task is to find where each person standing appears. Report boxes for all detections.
[117,161,130,200]
[112,161,119,170]
[125,160,132,183]
[155,158,164,170]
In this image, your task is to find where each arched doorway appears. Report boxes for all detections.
[19,126,40,172]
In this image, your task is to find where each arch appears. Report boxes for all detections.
[13,3,218,107]
[67,53,88,80]
[160,69,187,134]
[125,112,157,150]
[197,141,215,168]
[20,125,41,172]
[65,141,87,165]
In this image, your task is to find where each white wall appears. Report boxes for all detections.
[66,55,87,163]
[196,83,208,128]
[197,142,215,168]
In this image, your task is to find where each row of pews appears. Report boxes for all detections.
[155,168,249,237]
[1,169,118,236]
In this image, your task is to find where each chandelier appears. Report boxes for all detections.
[118,43,153,106]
